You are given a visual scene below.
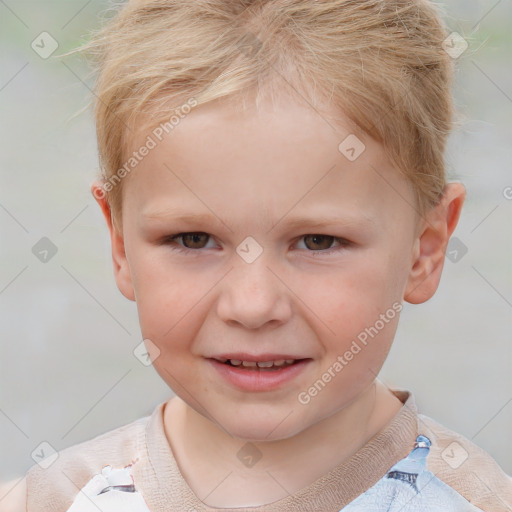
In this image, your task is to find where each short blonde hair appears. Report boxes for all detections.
[83,0,459,232]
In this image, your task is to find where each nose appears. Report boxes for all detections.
[216,257,292,330]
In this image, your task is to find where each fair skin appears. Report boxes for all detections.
[0,478,26,512]
[1,92,464,511]
[89,92,465,507]
[2,97,465,511]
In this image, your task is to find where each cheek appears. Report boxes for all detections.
[307,254,401,329]
[129,254,210,341]
[305,255,403,375]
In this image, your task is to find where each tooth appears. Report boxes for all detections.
[273,360,285,366]
[216,357,228,363]
[242,361,257,367]
[230,359,242,366]
[257,361,274,368]
[285,359,295,364]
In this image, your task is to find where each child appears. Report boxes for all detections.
[7,0,512,510]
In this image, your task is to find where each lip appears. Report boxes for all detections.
[207,357,312,392]
[210,353,303,362]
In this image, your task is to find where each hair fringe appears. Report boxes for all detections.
[77,0,462,229]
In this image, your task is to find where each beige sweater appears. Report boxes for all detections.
[25,389,512,511]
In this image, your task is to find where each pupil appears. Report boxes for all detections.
[306,234,333,250]
[184,232,207,248]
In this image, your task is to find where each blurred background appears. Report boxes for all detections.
[1,0,511,491]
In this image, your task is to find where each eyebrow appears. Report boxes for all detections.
[142,209,377,231]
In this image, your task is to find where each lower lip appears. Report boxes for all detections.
[208,358,311,392]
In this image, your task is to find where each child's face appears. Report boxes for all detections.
[106,94,424,440]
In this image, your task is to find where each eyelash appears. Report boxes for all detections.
[161,232,352,257]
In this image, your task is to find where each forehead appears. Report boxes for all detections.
[122,94,417,230]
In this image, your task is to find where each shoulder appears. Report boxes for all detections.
[417,412,512,511]
[25,408,158,512]
[0,477,26,512]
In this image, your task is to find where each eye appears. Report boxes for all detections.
[163,232,216,252]
[161,232,351,256]
[296,234,351,255]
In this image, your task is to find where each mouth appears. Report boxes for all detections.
[207,355,312,391]
[212,357,304,371]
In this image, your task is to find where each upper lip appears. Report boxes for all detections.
[208,353,307,362]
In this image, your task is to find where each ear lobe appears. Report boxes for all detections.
[404,182,466,304]
[91,180,136,302]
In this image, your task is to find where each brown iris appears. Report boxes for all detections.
[180,232,209,249]
[303,235,335,251]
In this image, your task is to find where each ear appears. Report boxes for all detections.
[404,182,466,304]
[91,180,136,301]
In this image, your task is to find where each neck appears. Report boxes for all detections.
[163,379,402,507]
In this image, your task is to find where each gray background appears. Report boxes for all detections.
[1,0,511,490]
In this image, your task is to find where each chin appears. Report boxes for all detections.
[215,409,308,443]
